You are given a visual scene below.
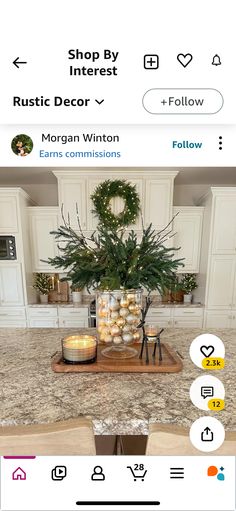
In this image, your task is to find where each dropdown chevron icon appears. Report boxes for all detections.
[95,99,104,105]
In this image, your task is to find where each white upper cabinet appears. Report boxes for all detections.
[207,255,236,309]
[28,208,59,272]
[54,170,178,233]
[0,195,18,232]
[173,207,204,273]
[212,196,236,254]
[54,173,87,231]
[144,177,175,230]
[87,178,107,230]
[0,263,24,306]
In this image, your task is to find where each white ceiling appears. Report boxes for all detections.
[0,167,236,185]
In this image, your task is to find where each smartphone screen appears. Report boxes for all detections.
[0,1,235,510]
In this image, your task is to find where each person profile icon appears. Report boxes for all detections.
[91,465,105,481]
[11,134,33,157]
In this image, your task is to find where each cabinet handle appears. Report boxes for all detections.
[35,311,52,314]
[233,315,235,320]
[182,311,196,314]
[0,313,8,316]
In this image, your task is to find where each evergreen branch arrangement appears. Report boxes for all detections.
[47,215,184,293]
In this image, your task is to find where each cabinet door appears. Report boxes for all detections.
[87,178,106,230]
[212,197,236,254]
[0,196,18,232]
[58,318,88,327]
[146,308,172,327]
[173,208,203,272]
[59,179,87,230]
[207,255,236,309]
[145,317,172,327]
[0,307,26,327]
[145,179,173,230]
[173,318,203,328]
[87,177,143,230]
[0,263,24,305]
[230,311,236,328]
[29,318,58,328]
[29,211,59,272]
[205,310,231,328]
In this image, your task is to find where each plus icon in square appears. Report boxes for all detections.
[144,54,159,69]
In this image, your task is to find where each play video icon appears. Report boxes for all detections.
[51,465,67,481]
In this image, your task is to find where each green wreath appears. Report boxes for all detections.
[91,179,140,229]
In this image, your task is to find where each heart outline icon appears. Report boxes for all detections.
[200,345,215,358]
[177,53,193,68]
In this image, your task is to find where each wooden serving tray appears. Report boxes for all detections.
[51,343,183,373]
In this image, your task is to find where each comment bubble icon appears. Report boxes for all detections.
[201,386,214,399]
[190,375,225,411]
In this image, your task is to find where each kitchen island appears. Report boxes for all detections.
[0,328,235,435]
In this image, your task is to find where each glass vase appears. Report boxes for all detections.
[96,289,143,359]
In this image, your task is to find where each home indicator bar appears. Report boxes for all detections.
[76,501,161,507]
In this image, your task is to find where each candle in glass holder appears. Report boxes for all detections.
[146,324,158,341]
[62,335,97,364]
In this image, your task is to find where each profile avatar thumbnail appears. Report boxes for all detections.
[11,134,33,157]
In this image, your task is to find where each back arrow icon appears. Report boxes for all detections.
[13,57,27,69]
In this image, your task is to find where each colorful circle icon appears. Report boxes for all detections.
[190,375,225,411]
[189,333,225,369]
[190,417,225,452]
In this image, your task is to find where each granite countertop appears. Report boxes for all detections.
[28,298,203,309]
[0,328,234,435]
[28,302,91,309]
[148,301,203,308]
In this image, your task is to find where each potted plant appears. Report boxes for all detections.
[170,275,184,303]
[47,179,184,358]
[181,273,198,303]
[71,286,83,304]
[33,273,52,304]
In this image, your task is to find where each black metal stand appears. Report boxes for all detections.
[138,296,152,364]
[152,328,164,362]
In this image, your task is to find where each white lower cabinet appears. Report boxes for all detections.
[58,307,89,327]
[29,317,59,328]
[27,306,89,328]
[58,318,88,327]
[0,307,26,327]
[146,307,203,328]
[146,308,172,327]
[205,309,236,328]
[28,307,58,328]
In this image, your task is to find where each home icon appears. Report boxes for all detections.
[12,467,26,481]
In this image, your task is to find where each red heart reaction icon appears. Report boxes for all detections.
[200,345,215,358]
[177,53,193,68]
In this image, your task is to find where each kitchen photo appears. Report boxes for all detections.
[0,166,235,455]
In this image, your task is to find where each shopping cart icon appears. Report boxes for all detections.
[127,465,147,481]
